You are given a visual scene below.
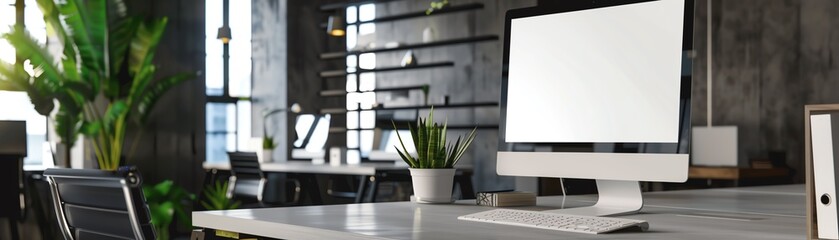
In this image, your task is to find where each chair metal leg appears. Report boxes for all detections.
[368,177,380,203]
[354,175,368,203]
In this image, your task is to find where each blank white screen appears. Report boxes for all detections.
[505,0,684,143]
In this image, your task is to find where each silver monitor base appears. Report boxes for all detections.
[543,180,643,217]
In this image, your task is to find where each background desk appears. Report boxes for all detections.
[203,161,474,203]
[193,184,806,239]
[688,166,791,187]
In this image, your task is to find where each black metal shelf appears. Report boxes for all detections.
[319,62,454,78]
[320,102,498,114]
[375,102,498,111]
[320,35,498,60]
[320,85,427,97]
[319,0,403,11]
[320,3,484,28]
[330,124,498,133]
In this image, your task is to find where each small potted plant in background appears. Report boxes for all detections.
[393,108,477,203]
[262,134,276,163]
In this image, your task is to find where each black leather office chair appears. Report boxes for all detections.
[227,152,267,204]
[44,167,155,240]
[226,152,300,206]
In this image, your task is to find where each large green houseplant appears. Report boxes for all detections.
[393,108,476,203]
[0,0,193,170]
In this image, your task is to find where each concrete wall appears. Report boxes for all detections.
[253,0,289,161]
[693,0,839,182]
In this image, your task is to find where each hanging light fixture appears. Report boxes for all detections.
[217,25,232,44]
[326,14,345,37]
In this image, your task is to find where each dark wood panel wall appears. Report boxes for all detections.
[123,0,206,193]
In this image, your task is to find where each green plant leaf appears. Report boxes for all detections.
[129,18,168,76]
[58,0,104,92]
[54,104,82,147]
[4,29,62,90]
[451,127,477,166]
[63,81,94,100]
[395,107,477,168]
[263,136,277,149]
[201,180,240,211]
[103,100,128,131]
[80,120,101,136]
[109,16,141,78]
[392,121,417,167]
[85,0,107,66]
[427,123,439,167]
[148,201,174,231]
[0,61,28,92]
[126,64,155,106]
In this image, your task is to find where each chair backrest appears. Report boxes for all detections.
[0,121,26,156]
[44,167,155,240]
[226,152,265,202]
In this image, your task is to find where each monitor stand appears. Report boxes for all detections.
[543,180,642,217]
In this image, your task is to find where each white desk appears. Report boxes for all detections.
[193,184,806,239]
[203,161,409,175]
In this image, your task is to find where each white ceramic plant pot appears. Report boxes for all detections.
[409,168,456,203]
[261,149,273,163]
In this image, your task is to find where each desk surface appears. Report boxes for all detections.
[203,161,410,175]
[203,161,471,175]
[193,184,806,239]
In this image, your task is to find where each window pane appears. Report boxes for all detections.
[206,102,235,163]
[0,2,16,64]
[24,0,46,43]
[359,4,375,21]
[346,92,360,110]
[346,73,357,92]
[358,23,375,35]
[346,6,357,24]
[359,110,375,128]
[346,55,357,68]
[347,149,360,165]
[359,92,376,109]
[229,0,252,97]
[236,100,251,151]
[358,53,375,70]
[205,0,223,95]
[360,130,374,156]
[346,25,357,50]
[346,130,358,148]
[359,72,375,91]
[346,110,358,129]
[206,133,228,163]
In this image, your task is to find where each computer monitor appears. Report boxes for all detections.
[498,0,694,216]
[291,114,331,163]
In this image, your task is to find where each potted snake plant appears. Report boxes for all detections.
[392,108,476,203]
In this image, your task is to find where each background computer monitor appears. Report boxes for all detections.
[497,0,694,216]
[291,114,331,162]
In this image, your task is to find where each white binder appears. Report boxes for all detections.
[811,113,839,239]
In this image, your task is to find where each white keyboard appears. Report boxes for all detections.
[458,209,649,234]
